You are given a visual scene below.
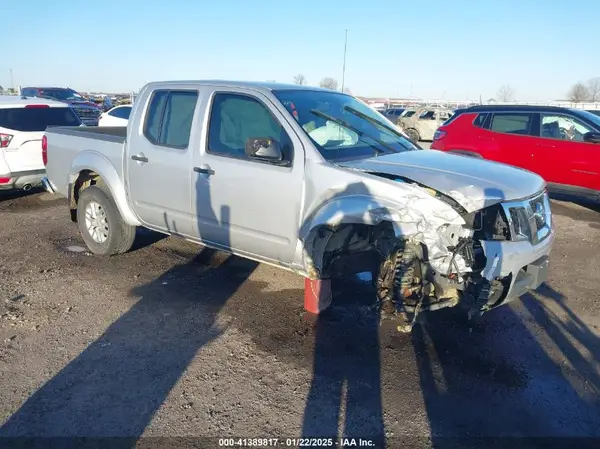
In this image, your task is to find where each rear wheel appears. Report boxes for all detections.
[76,185,136,256]
[405,128,420,142]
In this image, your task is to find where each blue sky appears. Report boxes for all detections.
[2,0,599,101]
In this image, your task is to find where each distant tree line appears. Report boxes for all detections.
[567,78,600,103]
[293,74,352,95]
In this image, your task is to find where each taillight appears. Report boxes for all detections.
[433,130,447,141]
[25,104,50,108]
[42,135,48,166]
[0,133,13,148]
[0,177,11,184]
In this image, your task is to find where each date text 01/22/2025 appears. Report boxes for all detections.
[218,438,377,447]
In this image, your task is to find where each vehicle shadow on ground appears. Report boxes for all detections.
[550,192,600,214]
[301,181,389,445]
[0,187,43,202]
[0,171,258,442]
[302,276,385,445]
[412,282,600,448]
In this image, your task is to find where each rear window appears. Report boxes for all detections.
[473,113,489,128]
[0,106,81,132]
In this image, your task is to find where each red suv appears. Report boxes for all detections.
[431,105,600,200]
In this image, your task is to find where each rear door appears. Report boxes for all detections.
[126,89,199,238]
[0,105,80,173]
[534,112,600,190]
[477,112,538,173]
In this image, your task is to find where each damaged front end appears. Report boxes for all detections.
[375,202,514,332]
[308,174,517,333]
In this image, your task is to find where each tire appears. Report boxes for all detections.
[76,185,136,256]
[405,128,420,142]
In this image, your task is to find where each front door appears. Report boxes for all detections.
[126,89,199,237]
[191,89,304,265]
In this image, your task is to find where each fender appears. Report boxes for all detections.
[292,187,465,279]
[70,150,141,226]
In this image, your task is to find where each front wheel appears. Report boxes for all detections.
[76,185,136,256]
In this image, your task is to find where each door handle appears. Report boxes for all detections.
[194,166,215,175]
[536,143,555,148]
[131,154,149,163]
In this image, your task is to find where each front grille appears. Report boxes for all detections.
[72,107,100,120]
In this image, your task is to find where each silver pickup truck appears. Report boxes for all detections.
[42,80,555,331]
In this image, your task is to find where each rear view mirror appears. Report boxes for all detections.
[245,137,283,161]
[583,131,600,144]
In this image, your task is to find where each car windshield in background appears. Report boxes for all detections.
[0,107,81,132]
[574,109,600,129]
[41,89,86,102]
[273,89,419,161]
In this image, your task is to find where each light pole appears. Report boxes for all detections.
[341,29,348,92]
[10,69,14,91]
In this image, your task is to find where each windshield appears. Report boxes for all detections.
[574,109,600,129]
[273,90,419,161]
[41,88,86,102]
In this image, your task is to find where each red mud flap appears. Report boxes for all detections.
[304,278,333,314]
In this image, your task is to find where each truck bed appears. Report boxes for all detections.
[49,126,127,143]
[44,126,127,197]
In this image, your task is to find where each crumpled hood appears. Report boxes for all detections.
[336,150,546,213]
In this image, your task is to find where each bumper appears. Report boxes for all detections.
[0,170,45,191]
[479,222,555,303]
[41,176,57,194]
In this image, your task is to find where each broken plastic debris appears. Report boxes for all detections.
[65,245,86,253]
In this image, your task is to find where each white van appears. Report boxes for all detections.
[0,96,82,191]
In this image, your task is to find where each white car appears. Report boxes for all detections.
[98,105,132,127]
[0,96,82,191]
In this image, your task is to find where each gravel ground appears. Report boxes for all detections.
[0,189,599,448]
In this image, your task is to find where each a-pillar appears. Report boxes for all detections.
[304,277,332,314]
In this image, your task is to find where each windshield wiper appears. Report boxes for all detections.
[343,106,419,151]
[309,109,388,154]
[343,105,404,138]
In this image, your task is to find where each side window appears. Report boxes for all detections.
[144,90,169,144]
[108,106,131,119]
[207,93,292,162]
[120,106,132,119]
[490,113,533,136]
[473,113,489,128]
[143,90,198,148]
[540,114,593,142]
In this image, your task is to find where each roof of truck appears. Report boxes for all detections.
[143,80,347,95]
[0,95,70,109]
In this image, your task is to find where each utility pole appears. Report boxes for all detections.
[341,29,348,92]
[9,69,14,91]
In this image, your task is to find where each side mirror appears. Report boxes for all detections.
[245,137,283,161]
[583,131,600,144]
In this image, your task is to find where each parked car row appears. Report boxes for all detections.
[431,104,600,200]
[397,107,454,141]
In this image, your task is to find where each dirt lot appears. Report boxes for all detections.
[0,189,599,447]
